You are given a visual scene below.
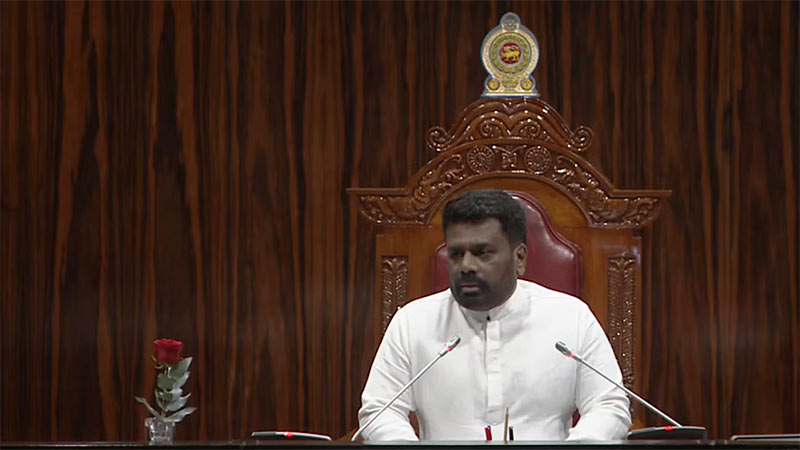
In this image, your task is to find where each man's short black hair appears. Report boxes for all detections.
[442,189,527,245]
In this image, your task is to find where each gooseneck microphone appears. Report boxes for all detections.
[352,336,461,442]
[555,341,707,440]
[555,341,680,426]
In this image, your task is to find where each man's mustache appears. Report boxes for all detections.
[457,276,486,288]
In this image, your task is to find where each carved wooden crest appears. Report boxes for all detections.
[351,97,670,229]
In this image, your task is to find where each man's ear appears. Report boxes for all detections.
[515,242,528,276]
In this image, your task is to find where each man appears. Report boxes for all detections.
[357,189,631,441]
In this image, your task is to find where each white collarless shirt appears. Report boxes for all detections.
[358,280,631,441]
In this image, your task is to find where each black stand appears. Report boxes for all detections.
[627,426,708,440]
[251,431,332,441]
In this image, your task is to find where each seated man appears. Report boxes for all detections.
[357,189,631,441]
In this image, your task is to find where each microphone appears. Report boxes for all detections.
[555,341,707,440]
[352,335,461,442]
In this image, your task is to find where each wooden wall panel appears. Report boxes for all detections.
[1,0,797,442]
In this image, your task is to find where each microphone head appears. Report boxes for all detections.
[438,336,461,356]
[446,335,461,350]
[555,341,572,357]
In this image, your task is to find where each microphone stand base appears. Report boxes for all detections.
[627,426,708,441]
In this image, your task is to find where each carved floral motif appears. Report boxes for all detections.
[524,145,551,174]
[381,257,409,333]
[467,146,495,173]
[358,143,664,228]
[551,156,661,227]
[359,155,467,224]
[608,256,636,389]
[499,146,522,170]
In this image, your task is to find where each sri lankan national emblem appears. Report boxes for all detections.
[481,12,540,97]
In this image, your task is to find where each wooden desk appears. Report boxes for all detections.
[3,441,799,450]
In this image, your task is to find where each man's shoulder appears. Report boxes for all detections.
[518,279,592,313]
[396,289,453,317]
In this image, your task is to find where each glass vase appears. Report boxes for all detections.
[145,417,175,445]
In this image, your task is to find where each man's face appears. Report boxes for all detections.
[445,218,527,311]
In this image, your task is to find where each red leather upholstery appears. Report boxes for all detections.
[431,191,583,297]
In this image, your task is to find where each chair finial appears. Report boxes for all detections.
[481,12,540,97]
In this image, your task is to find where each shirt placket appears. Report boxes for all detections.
[485,318,504,425]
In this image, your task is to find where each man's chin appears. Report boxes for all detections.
[453,293,492,311]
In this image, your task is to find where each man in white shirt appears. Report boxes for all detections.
[357,189,631,441]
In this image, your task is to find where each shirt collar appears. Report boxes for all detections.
[456,279,525,324]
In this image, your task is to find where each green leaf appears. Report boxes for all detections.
[154,392,166,413]
[157,373,173,391]
[172,371,190,390]
[166,393,190,412]
[156,388,183,404]
[155,390,170,404]
[165,407,196,423]
[168,357,192,380]
[135,396,162,419]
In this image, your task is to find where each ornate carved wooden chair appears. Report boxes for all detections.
[349,13,669,430]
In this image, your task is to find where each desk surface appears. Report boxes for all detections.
[3,440,799,450]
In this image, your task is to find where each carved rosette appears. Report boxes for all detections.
[607,256,636,389]
[381,256,409,332]
[467,146,495,173]
[524,145,551,174]
[357,143,666,228]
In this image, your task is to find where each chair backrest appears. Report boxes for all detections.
[431,191,582,298]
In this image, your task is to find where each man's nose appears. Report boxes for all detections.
[460,252,478,273]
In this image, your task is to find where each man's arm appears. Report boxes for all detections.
[357,310,419,441]
[566,309,632,441]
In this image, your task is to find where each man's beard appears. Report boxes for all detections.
[451,276,492,310]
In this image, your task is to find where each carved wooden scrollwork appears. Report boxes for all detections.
[381,256,409,332]
[607,256,636,389]
[425,97,592,153]
[356,142,668,228]
[358,154,469,224]
[551,156,661,227]
[354,96,669,228]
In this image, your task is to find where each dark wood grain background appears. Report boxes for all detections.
[2,0,797,442]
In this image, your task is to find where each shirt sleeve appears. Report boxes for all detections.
[357,308,419,441]
[566,306,632,441]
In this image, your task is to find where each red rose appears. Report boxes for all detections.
[154,339,183,366]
